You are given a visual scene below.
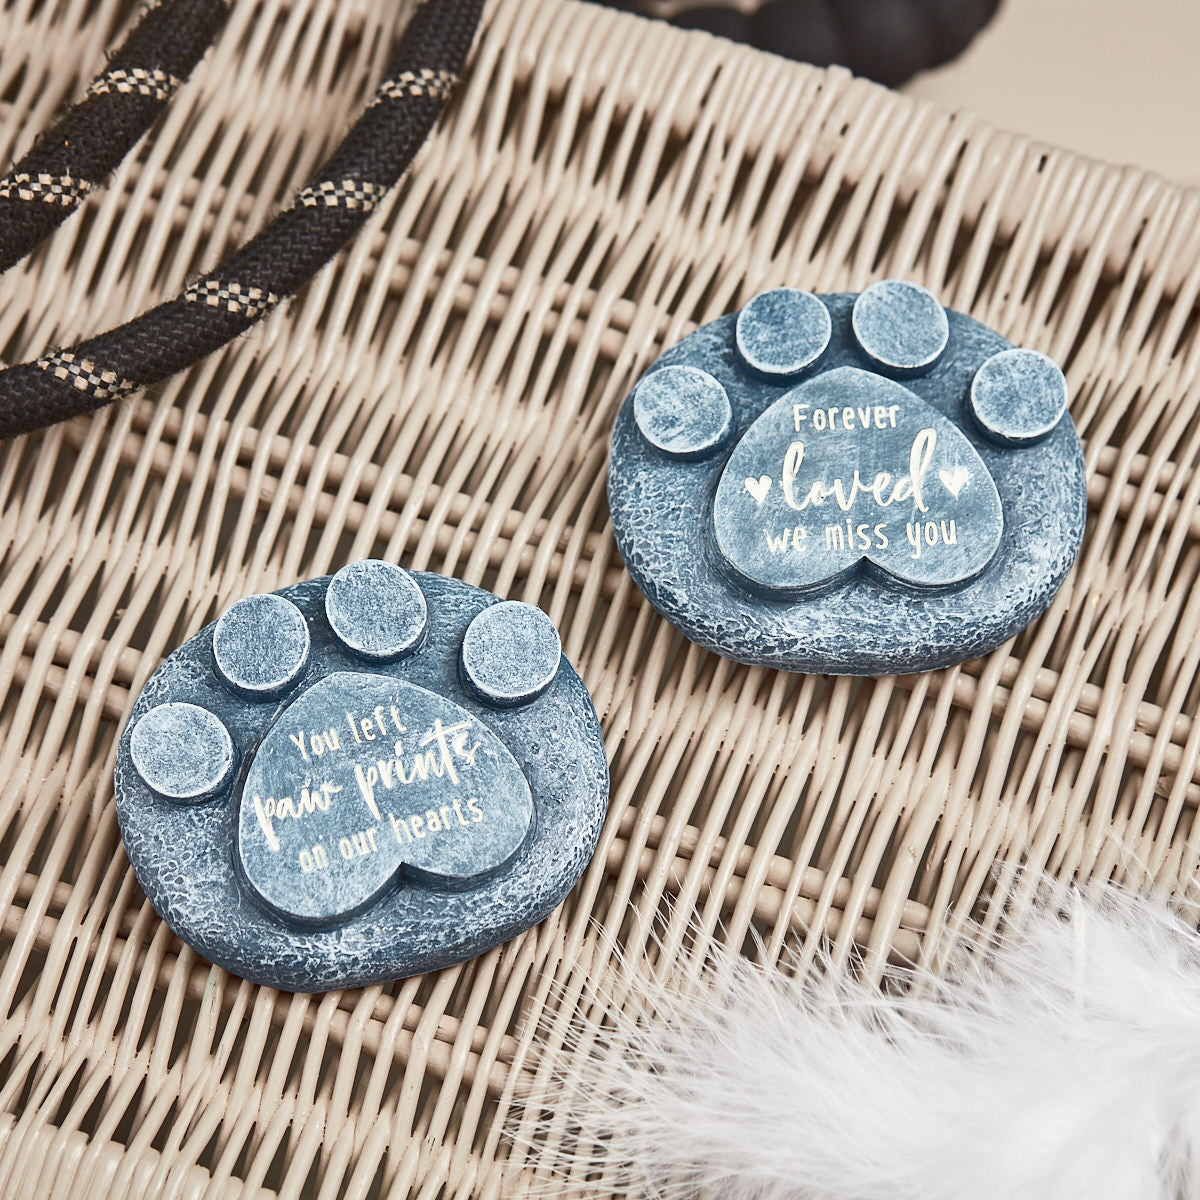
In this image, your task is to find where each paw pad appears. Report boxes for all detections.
[114,564,608,991]
[213,593,309,697]
[735,287,831,379]
[851,279,949,374]
[130,702,235,803]
[324,559,427,661]
[461,600,561,706]
[633,365,733,460]
[608,281,1087,675]
[713,365,1004,595]
[969,348,1068,446]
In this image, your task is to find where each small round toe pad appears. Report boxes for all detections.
[852,279,949,375]
[130,702,235,803]
[633,366,733,460]
[213,593,310,697]
[735,287,831,379]
[461,601,562,707]
[325,559,428,661]
[970,348,1069,446]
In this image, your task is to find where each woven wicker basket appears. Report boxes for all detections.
[3,0,1199,1194]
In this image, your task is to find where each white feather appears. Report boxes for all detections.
[515,881,1200,1199]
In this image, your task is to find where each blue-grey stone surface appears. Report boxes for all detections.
[113,567,609,991]
[608,284,1088,675]
[460,600,562,707]
[213,593,310,697]
[851,279,949,374]
[633,366,733,460]
[735,287,832,380]
[969,348,1068,447]
[324,560,428,662]
[237,673,534,924]
[130,702,235,803]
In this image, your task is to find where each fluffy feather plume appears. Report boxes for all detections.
[515,881,1200,1199]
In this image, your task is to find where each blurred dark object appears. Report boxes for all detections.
[594,0,1002,87]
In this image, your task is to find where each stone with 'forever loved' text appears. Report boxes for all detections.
[609,281,1086,674]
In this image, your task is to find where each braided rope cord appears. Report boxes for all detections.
[0,0,231,275]
[0,0,484,439]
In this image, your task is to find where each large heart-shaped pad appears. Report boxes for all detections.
[713,366,1003,596]
[237,673,533,924]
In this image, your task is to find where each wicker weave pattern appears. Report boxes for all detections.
[2,0,1200,1194]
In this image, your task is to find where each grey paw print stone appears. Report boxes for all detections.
[608,281,1087,674]
[114,562,608,991]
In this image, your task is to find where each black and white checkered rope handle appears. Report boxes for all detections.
[0,0,483,439]
[0,0,231,275]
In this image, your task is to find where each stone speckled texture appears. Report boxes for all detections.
[323,560,428,662]
[236,673,535,925]
[632,366,733,459]
[213,593,310,697]
[113,570,609,992]
[735,287,832,379]
[130,702,235,803]
[970,348,1069,446]
[460,600,562,707]
[851,279,949,374]
[608,286,1088,675]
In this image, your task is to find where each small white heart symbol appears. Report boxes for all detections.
[939,467,970,499]
[745,475,772,505]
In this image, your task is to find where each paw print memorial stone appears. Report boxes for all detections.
[608,281,1086,674]
[114,563,609,991]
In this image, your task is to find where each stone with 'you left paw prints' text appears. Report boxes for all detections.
[114,563,608,991]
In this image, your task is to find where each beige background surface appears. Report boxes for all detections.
[908,0,1200,186]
